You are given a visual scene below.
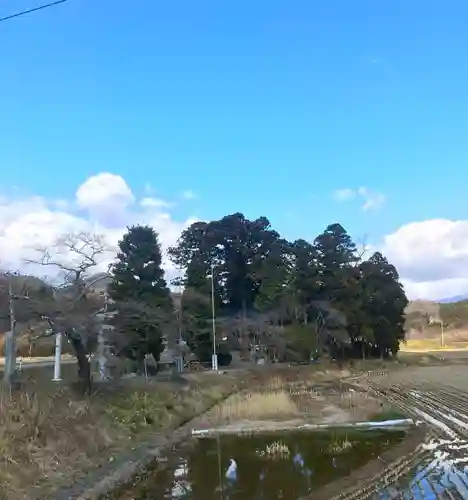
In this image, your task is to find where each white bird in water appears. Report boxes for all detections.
[225,458,237,480]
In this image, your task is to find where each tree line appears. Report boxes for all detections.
[0,212,408,391]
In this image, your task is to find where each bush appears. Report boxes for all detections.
[218,352,232,366]
[283,325,317,362]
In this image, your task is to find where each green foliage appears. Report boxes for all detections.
[169,214,408,360]
[283,324,318,361]
[179,287,213,361]
[109,225,174,366]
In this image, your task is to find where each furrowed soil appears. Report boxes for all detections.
[329,364,468,499]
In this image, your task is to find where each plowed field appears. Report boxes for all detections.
[333,366,468,499]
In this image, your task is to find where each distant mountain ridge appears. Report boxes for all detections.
[438,294,468,304]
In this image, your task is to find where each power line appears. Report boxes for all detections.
[0,0,68,23]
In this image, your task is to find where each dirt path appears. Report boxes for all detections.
[335,366,468,499]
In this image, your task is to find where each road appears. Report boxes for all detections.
[0,355,74,364]
[0,356,75,373]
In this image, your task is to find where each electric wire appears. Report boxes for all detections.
[0,0,68,23]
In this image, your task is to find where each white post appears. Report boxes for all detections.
[3,276,17,386]
[53,332,62,381]
[211,264,218,371]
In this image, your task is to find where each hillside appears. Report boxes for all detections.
[405,298,468,340]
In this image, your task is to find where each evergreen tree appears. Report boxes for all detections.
[109,225,174,370]
[290,239,320,324]
[313,223,358,302]
[359,252,408,357]
[169,215,409,363]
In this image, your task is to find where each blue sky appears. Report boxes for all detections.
[1,0,467,257]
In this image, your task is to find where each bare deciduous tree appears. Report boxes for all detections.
[23,232,112,393]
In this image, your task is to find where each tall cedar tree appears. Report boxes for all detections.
[169,215,408,361]
[109,225,174,369]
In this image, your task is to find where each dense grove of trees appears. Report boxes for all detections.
[0,213,408,389]
[113,212,406,364]
[167,213,407,363]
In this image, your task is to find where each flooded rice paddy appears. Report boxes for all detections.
[116,366,468,499]
[128,428,406,499]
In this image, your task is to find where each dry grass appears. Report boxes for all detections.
[0,372,241,499]
[0,383,118,500]
[401,339,468,352]
[209,369,330,423]
[0,333,74,358]
[213,389,299,422]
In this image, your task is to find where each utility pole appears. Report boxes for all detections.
[429,316,445,349]
[211,264,218,371]
[97,292,108,381]
[3,274,17,386]
[164,287,179,378]
[175,285,184,374]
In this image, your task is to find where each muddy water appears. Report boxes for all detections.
[128,429,405,499]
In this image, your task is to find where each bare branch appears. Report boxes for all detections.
[24,231,112,283]
[14,232,109,340]
[354,233,369,265]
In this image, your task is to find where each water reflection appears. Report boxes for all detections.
[171,459,191,498]
[131,429,404,499]
[380,439,468,499]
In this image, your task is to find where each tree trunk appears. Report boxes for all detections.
[361,342,366,361]
[136,355,146,376]
[69,335,92,395]
[294,307,299,322]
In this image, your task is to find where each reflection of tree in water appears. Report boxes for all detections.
[170,459,191,499]
[127,457,189,499]
[142,431,404,500]
[185,438,223,499]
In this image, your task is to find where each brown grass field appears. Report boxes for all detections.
[400,338,468,352]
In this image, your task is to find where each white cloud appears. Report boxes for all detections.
[357,187,386,211]
[76,172,135,210]
[75,172,136,229]
[140,197,172,209]
[1,176,466,302]
[0,172,198,285]
[181,189,197,200]
[382,219,468,301]
[333,188,356,202]
[333,186,386,211]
